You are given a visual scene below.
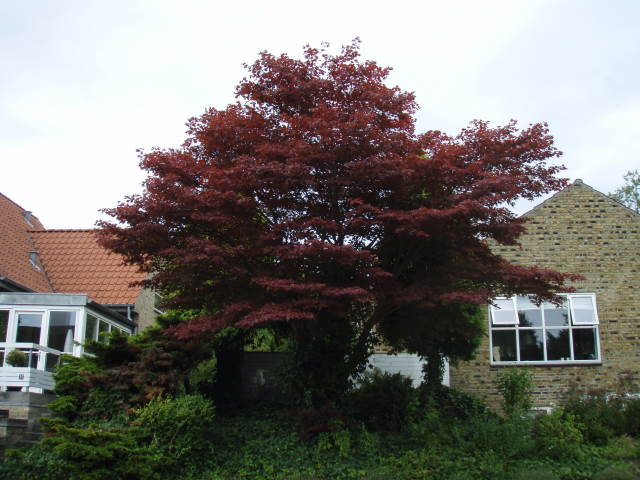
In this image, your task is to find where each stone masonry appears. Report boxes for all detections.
[450,180,640,408]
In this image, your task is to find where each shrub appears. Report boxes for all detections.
[563,390,640,444]
[495,367,533,417]
[429,385,488,419]
[294,404,344,441]
[187,352,217,398]
[6,348,28,367]
[316,419,352,458]
[533,409,584,459]
[513,469,560,480]
[449,414,535,459]
[48,355,115,420]
[592,467,639,480]
[602,436,640,460]
[36,418,159,480]
[0,443,67,480]
[346,369,417,432]
[135,394,215,461]
[622,397,640,437]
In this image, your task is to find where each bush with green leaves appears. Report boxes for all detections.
[0,418,161,480]
[513,469,560,480]
[426,385,488,420]
[346,369,418,432]
[448,414,535,459]
[135,394,215,461]
[532,409,584,459]
[0,443,67,480]
[495,367,533,416]
[187,351,218,398]
[6,406,639,480]
[563,390,640,444]
[48,355,119,421]
[48,326,217,422]
[6,348,28,367]
[592,466,639,480]
[2,395,216,480]
[623,397,640,437]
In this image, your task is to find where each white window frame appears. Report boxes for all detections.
[568,294,599,325]
[153,292,164,315]
[2,307,83,370]
[12,308,82,354]
[0,305,133,361]
[490,297,519,325]
[489,293,601,366]
[80,309,131,354]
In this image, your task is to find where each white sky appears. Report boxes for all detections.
[1,0,639,228]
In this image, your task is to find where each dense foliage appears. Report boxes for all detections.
[48,327,213,421]
[98,40,578,400]
[563,390,640,445]
[1,328,216,480]
[4,363,640,480]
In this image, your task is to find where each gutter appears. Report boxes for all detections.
[0,276,35,293]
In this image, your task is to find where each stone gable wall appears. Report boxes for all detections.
[450,181,640,408]
[135,288,159,331]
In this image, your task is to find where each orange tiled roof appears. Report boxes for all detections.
[30,230,146,305]
[0,193,53,292]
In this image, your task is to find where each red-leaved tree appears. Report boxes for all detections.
[99,40,577,401]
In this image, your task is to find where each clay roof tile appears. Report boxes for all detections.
[30,230,146,304]
[0,193,52,291]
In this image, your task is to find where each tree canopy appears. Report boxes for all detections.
[609,169,640,213]
[99,40,577,399]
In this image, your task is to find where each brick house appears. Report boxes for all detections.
[450,179,640,408]
[0,192,157,393]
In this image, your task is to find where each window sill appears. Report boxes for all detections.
[490,360,602,367]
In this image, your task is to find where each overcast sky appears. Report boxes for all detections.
[1,0,639,228]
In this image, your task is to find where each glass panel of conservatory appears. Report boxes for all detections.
[16,313,43,343]
[519,329,544,361]
[85,314,98,342]
[48,311,76,352]
[573,328,598,360]
[21,348,39,368]
[491,330,517,361]
[0,310,8,342]
[45,353,60,372]
[546,329,571,361]
[98,321,110,342]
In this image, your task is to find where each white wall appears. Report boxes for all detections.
[367,353,450,387]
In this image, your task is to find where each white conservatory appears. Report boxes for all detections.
[0,293,134,393]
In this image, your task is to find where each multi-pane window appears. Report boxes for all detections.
[16,313,43,343]
[490,294,600,364]
[47,311,76,353]
[85,314,119,343]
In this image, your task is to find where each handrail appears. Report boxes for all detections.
[0,342,63,355]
